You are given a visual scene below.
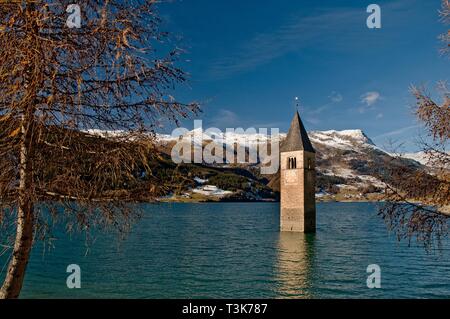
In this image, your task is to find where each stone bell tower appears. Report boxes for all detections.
[280,111,316,233]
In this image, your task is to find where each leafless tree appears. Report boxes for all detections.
[379,0,449,250]
[0,0,199,298]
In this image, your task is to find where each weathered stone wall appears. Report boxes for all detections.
[280,150,316,232]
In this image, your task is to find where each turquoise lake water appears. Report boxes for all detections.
[3,202,449,298]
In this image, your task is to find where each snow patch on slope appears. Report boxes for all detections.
[156,129,375,150]
[309,129,375,150]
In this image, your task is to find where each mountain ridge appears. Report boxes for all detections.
[151,128,428,202]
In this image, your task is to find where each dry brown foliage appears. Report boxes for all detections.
[0,1,198,297]
[379,0,450,249]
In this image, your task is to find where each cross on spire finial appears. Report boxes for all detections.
[294,96,300,112]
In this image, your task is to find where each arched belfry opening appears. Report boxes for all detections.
[280,111,316,233]
[288,157,297,169]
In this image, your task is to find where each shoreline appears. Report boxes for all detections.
[156,197,385,204]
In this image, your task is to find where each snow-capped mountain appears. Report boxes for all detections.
[309,129,375,149]
[399,151,450,168]
[156,128,376,151]
[85,128,431,201]
[154,128,429,201]
[401,152,430,165]
[156,127,284,148]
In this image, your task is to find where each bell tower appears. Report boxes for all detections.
[280,110,316,233]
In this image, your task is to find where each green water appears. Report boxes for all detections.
[3,202,449,298]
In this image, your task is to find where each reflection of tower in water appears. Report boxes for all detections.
[276,232,315,298]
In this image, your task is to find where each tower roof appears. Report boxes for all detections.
[281,111,315,153]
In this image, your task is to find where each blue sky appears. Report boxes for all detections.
[159,0,448,152]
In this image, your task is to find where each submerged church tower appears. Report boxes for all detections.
[280,111,316,233]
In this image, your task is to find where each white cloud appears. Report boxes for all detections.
[306,117,320,125]
[209,109,241,129]
[205,0,415,79]
[361,91,382,106]
[373,125,420,139]
[309,91,343,115]
[208,8,367,79]
[376,113,384,119]
[329,91,343,103]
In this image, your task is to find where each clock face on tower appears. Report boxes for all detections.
[284,170,298,185]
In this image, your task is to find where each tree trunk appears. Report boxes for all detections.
[0,117,35,299]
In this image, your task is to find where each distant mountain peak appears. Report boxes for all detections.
[308,129,376,151]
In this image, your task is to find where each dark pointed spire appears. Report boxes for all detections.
[282,111,315,153]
